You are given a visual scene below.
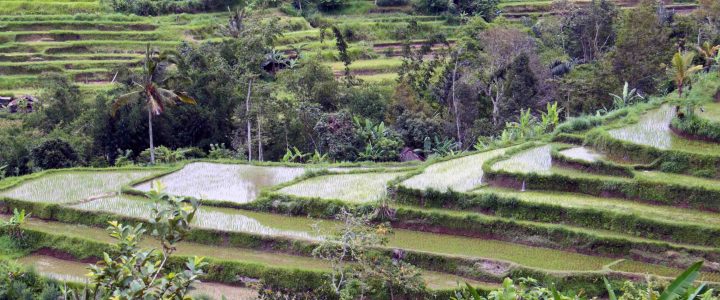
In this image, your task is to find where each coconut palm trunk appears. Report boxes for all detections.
[246,78,253,161]
[148,106,155,164]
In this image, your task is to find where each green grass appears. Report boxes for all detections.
[0,170,161,204]
[12,215,490,290]
[402,148,508,192]
[612,260,720,282]
[0,1,100,14]
[698,100,720,122]
[357,72,398,82]
[633,171,720,191]
[279,171,406,203]
[328,57,403,72]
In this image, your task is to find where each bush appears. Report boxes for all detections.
[670,115,720,143]
[30,139,79,170]
[377,0,408,6]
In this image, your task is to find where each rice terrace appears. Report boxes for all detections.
[1,0,720,299]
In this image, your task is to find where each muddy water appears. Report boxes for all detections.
[17,254,89,283]
[134,162,305,203]
[402,148,508,192]
[17,254,258,300]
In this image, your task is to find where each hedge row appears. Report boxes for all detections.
[256,192,720,272]
[670,115,720,143]
[2,195,699,295]
[1,206,658,298]
[550,145,634,177]
[483,144,720,212]
[393,185,720,248]
[3,226,329,295]
[585,129,720,178]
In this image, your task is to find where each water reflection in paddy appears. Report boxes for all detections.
[608,105,720,154]
[71,196,322,240]
[134,162,305,203]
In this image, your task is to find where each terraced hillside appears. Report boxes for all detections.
[4,75,720,297]
[0,0,717,298]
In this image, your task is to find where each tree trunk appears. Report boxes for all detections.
[451,52,462,147]
[257,107,263,161]
[246,78,253,161]
[148,106,155,164]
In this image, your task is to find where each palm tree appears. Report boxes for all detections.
[111,44,197,164]
[669,50,703,98]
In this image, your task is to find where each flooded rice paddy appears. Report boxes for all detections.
[608,105,720,153]
[17,254,258,300]
[401,148,507,192]
[278,171,405,203]
[71,196,323,240]
[491,145,552,174]
[134,162,305,203]
[0,170,159,204]
[558,146,605,162]
[473,187,720,228]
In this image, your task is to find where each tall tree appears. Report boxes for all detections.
[561,0,618,62]
[612,0,671,93]
[111,45,197,164]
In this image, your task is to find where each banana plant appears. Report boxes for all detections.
[610,81,644,109]
[282,146,308,163]
[540,102,564,132]
[604,261,705,300]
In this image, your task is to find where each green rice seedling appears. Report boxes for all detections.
[698,101,720,122]
[279,172,406,203]
[611,260,720,283]
[388,228,615,271]
[402,149,508,192]
[633,171,720,191]
[133,162,306,203]
[0,170,159,204]
[473,187,720,228]
[608,105,720,154]
[0,1,100,15]
[491,145,552,175]
[557,146,606,163]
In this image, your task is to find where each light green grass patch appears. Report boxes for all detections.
[0,170,160,204]
[402,148,507,192]
[279,171,406,203]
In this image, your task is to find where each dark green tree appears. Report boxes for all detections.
[30,139,78,170]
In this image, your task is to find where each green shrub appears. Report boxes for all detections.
[30,139,79,170]
[671,115,720,143]
[377,0,409,6]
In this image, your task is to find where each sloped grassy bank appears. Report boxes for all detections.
[483,143,720,212]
